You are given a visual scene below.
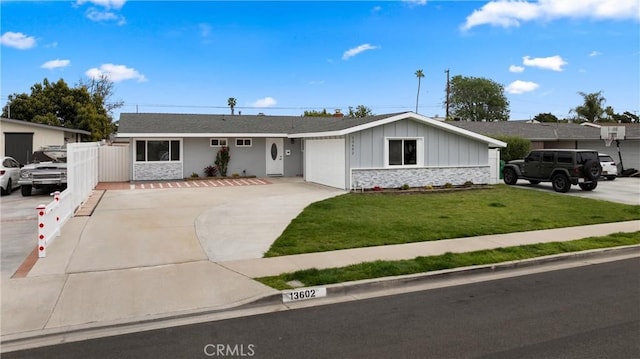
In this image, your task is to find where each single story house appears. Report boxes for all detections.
[116,112,506,190]
[1,117,91,164]
[449,121,640,172]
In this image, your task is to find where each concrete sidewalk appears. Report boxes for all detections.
[1,178,639,346]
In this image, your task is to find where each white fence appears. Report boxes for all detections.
[99,144,130,182]
[37,142,100,257]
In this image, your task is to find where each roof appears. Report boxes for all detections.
[448,121,640,141]
[1,118,91,136]
[117,112,506,148]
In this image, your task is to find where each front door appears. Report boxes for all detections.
[265,138,284,176]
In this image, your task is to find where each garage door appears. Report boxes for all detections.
[305,138,346,189]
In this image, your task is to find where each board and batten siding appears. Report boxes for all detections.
[349,119,491,189]
[349,119,487,168]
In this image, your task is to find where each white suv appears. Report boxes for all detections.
[598,153,618,180]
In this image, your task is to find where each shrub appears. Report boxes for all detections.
[400,184,410,190]
[204,165,218,177]
[463,180,474,187]
[444,182,453,189]
[214,146,230,177]
[190,172,200,178]
[490,135,531,162]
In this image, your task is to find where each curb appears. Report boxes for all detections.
[238,244,640,306]
[2,245,639,352]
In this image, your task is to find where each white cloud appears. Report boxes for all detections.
[523,55,567,71]
[509,65,525,73]
[0,32,36,49]
[589,50,602,57]
[506,80,540,94]
[372,6,382,13]
[85,63,146,82]
[252,97,277,108]
[342,43,379,60]
[77,0,127,25]
[402,0,427,6]
[41,59,71,70]
[76,0,126,10]
[462,0,640,30]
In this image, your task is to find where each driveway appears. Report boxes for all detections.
[0,189,57,278]
[512,177,639,205]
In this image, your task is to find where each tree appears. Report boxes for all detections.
[448,75,510,121]
[415,69,424,113]
[227,97,237,115]
[490,135,530,162]
[303,109,331,117]
[2,77,117,140]
[347,105,373,118]
[570,91,606,123]
[532,113,559,123]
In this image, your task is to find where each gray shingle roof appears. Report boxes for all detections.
[448,121,640,140]
[117,112,406,135]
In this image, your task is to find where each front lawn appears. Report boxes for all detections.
[265,186,640,257]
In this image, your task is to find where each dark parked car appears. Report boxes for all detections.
[503,149,601,193]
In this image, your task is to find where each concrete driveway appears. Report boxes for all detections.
[511,177,639,205]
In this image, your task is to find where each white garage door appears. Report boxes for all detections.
[305,138,346,189]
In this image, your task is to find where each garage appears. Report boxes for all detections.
[305,138,346,189]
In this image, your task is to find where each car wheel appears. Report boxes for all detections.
[21,185,32,197]
[552,173,571,193]
[529,180,541,185]
[583,160,601,181]
[503,168,518,185]
[578,182,598,191]
[0,180,9,195]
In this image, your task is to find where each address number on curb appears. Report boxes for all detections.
[282,288,327,303]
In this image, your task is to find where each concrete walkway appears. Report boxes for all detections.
[1,177,639,345]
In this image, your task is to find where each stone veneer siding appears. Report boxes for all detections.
[351,166,489,189]
[134,162,183,181]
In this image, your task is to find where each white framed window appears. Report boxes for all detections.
[384,138,423,167]
[235,138,252,147]
[135,139,181,162]
[210,138,228,147]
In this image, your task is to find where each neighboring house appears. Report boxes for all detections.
[449,121,640,172]
[0,118,91,165]
[116,112,506,190]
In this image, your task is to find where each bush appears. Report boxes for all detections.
[204,165,218,177]
[490,135,531,162]
[214,146,230,177]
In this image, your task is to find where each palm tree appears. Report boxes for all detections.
[571,91,606,123]
[227,97,237,115]
[415,69,424,113]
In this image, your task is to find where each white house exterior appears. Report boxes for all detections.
[116,112,506,190]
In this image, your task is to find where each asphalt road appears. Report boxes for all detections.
[5,257,638,359]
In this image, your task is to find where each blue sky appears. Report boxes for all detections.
[1,0,639,121]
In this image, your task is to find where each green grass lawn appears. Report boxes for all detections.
[258,232,640,290]
[265,185,640,257]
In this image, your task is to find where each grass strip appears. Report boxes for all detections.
[257,231,640,290]
[265,186,640,257]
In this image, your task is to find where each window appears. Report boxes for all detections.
[542,152,554,163]
[557,153,572,164]
[210,138,228,147]
[387,139,419,166]
[235,138,252,147]
[526,152,541,162]
[135,140,180,162]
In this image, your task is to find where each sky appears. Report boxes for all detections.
[1,0,639,122]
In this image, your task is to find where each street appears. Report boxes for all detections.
[5,257,639,359]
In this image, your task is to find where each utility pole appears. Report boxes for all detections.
[444,69,450,120]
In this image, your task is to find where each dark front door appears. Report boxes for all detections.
[5,133,33,165]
